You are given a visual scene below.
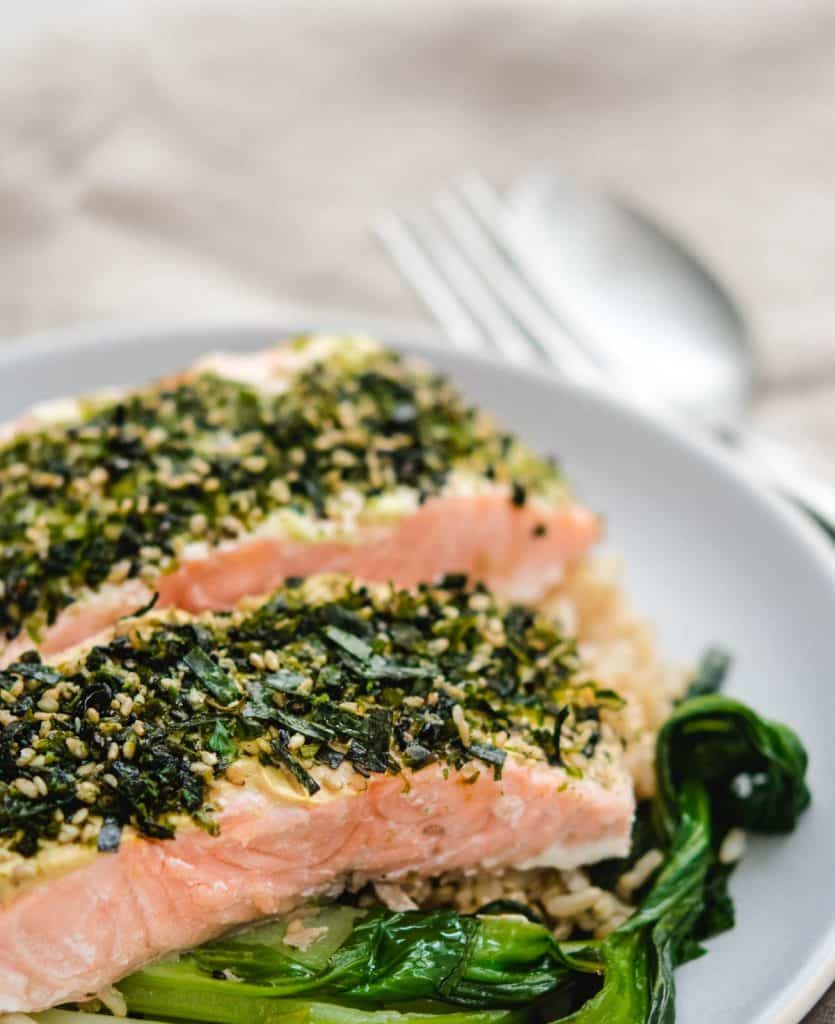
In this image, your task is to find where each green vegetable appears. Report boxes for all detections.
[654,695,810,839]
[682,648,731,700]
[97,693,809,1024]
[183,647,241,706]
[567,694,811,1023]
[117,909,573,1016]
[37,1003,521,1024]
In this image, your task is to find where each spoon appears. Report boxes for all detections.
[506,171,755,424]
[503,170,835,534]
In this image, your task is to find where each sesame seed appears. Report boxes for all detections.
[439,681,467,701]
[107,559,132,584]
[189,513,208,535]
[80,821,101,844]
[452,704,471,747]
[13,778,39,799]
[269,479,290,502]
[225,764,248,786]
[220,515,243,536]
[11,861,37,883]
[58,824,80,844]
[65,736,88,759]
[243,455,267,474]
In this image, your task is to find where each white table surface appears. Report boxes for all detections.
[1,1,834,1019]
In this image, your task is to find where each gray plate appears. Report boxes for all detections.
[2,317,834,1024]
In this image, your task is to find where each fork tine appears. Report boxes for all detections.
[377,212,539,367]
[406,212,540,367]
[373,214,485,352]
[435,183,605,385]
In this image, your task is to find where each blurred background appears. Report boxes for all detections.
[1,1,834,1018]
[2,0,835,472]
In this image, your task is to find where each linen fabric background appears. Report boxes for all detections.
[1,1,835,1017]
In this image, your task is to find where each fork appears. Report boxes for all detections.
[374,176,835,537]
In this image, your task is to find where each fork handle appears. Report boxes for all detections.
[604,379,835,539]
[718,425,835,539]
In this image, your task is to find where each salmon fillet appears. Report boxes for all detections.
[0,334,599,665]
[0,575,633,1012]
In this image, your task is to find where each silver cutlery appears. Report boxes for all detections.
[375,175,835,536]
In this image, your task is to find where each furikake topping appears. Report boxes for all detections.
[0,336,562,646]
[0,574,619,859]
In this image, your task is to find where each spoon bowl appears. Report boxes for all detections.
[506,171,757,423]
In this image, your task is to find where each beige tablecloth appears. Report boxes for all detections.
[2,1,835,1018]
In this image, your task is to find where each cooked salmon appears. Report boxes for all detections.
[0,335,599,665]
[0,575,633,1012]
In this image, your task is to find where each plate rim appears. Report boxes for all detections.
[3,313,835,1024]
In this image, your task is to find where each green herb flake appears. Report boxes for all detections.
[466,743,507,778]
[183,647,240,706]
[269,738,321,796]
[207,721,237,761]
[325,625,374,663]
